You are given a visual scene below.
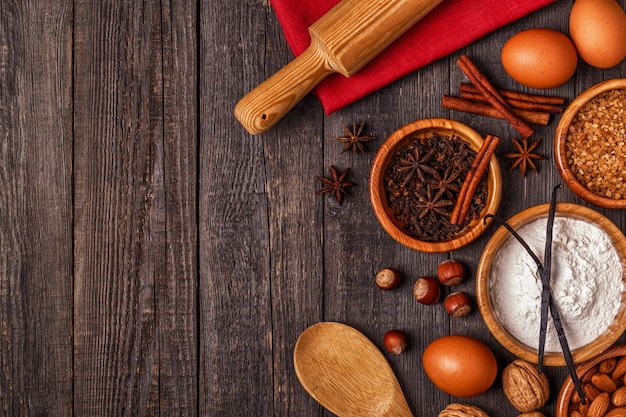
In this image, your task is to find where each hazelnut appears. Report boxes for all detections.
[383,330,408,355]
[502,359,550,412]
[413,276,441,305]
[444,292,472,317]
[437,259,466,286]
[375,268,401,290]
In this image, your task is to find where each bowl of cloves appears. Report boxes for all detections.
[369,118,502,253]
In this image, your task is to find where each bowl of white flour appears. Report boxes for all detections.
[476,203,626,366]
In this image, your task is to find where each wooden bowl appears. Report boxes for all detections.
[369,118,502,253]
[476,203,626,367]
[554,79,626,208]
[556,345,626,417]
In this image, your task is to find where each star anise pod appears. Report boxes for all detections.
[503,137,547,177]
[316,166,355,205]
[398,146,436,186]
[413,187,453,221]
[429,166,462,200]
[334,121,376,155]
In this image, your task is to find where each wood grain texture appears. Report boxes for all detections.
[0,0,625,416]
[200,0,274,415]
[73,0,197,414]
[73,1,161,413]
[0,1,73,416]
[261,29,326,417]
[157,0,199,414]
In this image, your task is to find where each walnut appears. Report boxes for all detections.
[502,359,550,412]
[438,403,489,417]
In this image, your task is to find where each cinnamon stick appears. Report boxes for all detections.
[450,134,491,225]
[456,54,534,138]
[450,134,501,225]
[460,83,565,105]
[442,96,550,126]
[459,90,564,114]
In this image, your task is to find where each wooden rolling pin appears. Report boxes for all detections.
[234,0,444,135]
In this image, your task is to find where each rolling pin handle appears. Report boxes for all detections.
[234,44,335,135]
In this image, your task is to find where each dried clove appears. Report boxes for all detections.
[384,133,487,241]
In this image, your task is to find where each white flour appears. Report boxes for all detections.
[490,216,624,352]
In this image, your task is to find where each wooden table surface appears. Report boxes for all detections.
[1,0,626,415]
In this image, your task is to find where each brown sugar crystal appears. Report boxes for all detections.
[566,89,626,199]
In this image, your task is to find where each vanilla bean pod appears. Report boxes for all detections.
[551,293,586,404]
[484,205,586,405]
[538,185,560,373]
[483,214,542,267]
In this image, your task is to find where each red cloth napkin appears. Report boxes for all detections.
[270,0,557,114]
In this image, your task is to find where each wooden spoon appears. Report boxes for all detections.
[293,322,414,417]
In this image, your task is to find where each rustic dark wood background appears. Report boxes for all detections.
[1,0,625,415]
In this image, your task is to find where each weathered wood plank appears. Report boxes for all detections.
[157,0,199,414]
[199,0,275,415]
[263,29,327,417]
[0,1,73,416]
[73,0,198,414]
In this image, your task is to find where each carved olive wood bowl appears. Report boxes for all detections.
[369,118,502,253]
[476,203,626,367]
[556,345,626,417]
[554,78,626,209]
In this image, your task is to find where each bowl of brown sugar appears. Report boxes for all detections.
[369,118,502,253]
[555,79,626,208]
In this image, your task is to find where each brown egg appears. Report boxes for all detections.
[422,335,497,397]
[569,0,626,68]
[501,28,578,89]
